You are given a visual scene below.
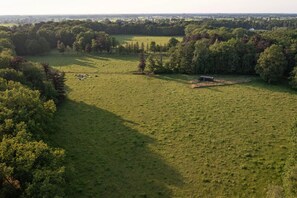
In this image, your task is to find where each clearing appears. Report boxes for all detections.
[114,35,183,46]
[29,53,297,197]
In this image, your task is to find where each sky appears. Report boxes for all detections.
[1,0,297,15]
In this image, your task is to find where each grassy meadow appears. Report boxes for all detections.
[0,23,17,27]
[114,35,183,46]
[29,53,297,197]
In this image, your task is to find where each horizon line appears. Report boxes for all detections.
[1,12,297,16]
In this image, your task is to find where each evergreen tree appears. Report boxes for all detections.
[138,51,146,73]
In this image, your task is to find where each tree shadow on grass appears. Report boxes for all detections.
[114,35,134,42]
[86,53,139,62]
[51,100,183,198]
[29,53,109,69]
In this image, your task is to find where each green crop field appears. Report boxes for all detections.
[29,53,297,197]
[114,35,183,46]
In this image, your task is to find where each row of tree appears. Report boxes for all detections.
[144,27,297,87]
[7,21,182,56]
[3,19,180,56]
[56,30,118,54]
[195,18,297,30]
[0,28,66,197]
[118,38,179,54]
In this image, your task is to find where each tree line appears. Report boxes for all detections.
[142,26,297,88]
[194,18,297,30]
[0,26,66,197]
[4,20,184,56]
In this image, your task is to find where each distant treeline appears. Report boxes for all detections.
[3,18,297,56]
[193,18,297,30]
[1,19,297,87]
[0,20,183,55]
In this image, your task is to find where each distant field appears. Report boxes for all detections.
[0,23,17,27]
[113,35,183,46]
[28,53,297,197]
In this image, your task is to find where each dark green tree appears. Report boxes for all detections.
[256,44,287,83]
[85,43,92,53]
[168,37,179,48]
[57,41,65,54]
[193,39,211,74]
[290,66,297,89]
[138,51,146,73]
[150,41,157,53]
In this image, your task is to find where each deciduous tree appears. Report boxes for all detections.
[256,44,287,83]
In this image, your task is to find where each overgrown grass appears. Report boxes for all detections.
[114,35,183,46]
[29,53,297,197]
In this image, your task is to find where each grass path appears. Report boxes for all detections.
[29,54,297,197]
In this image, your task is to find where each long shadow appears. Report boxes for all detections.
[28,54,98,69]
[85,53,139,62]
[28,51,140,67]
[51,100,183,197]
[114,35,134,44]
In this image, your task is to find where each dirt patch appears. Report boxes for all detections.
[191,78,252,88]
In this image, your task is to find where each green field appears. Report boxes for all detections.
[0,23,17,27]
[114,35,183,46]
[29,53,297,197]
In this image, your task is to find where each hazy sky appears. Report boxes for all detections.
[1,0,297,15]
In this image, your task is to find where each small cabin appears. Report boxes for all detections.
[199,76,214,82]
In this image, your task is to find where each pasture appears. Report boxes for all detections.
[29,53,297,197]
[114,35,183,46]
[0,23,17,27]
